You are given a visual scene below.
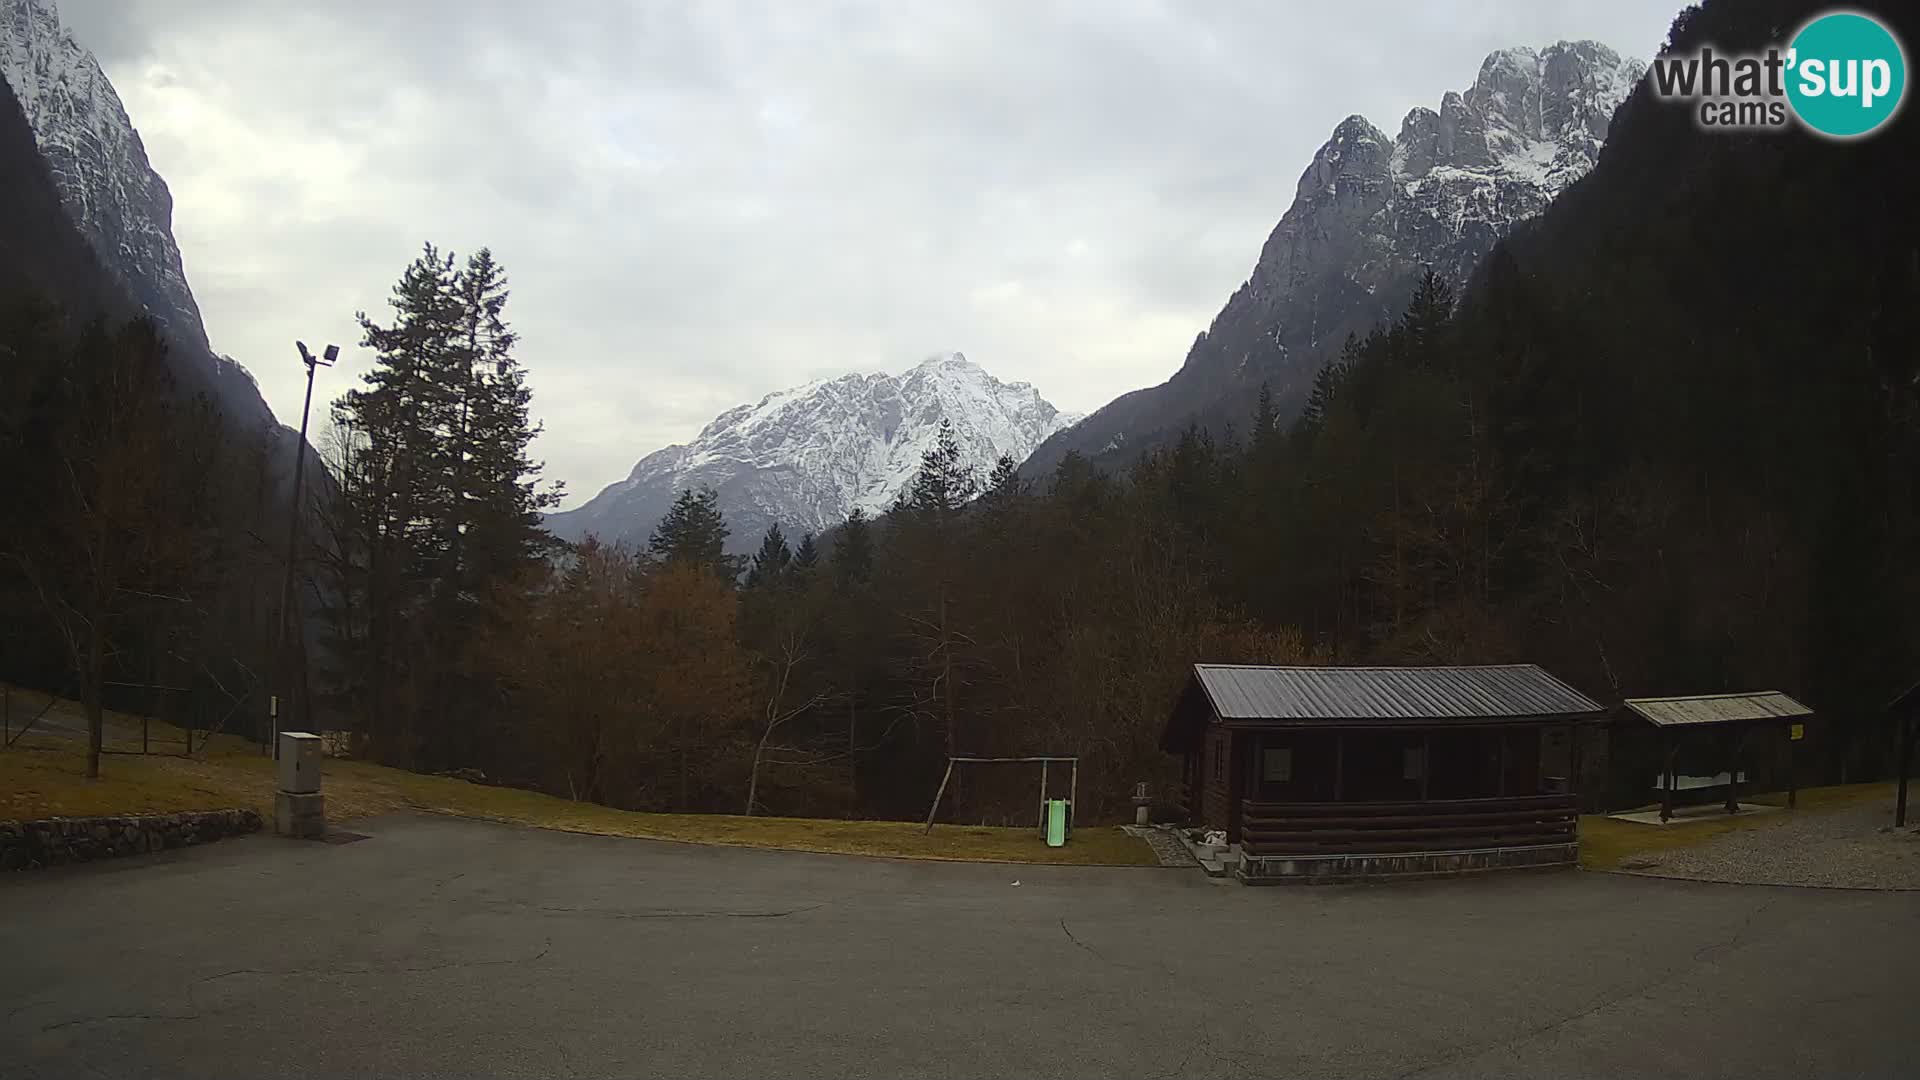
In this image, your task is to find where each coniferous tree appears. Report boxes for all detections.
[889,417,983,761]
[329,244,462,755]
[649,487,732,574]
[981,453,1024,510]
[1399,268,1454,364]
[455,248,560,590]
[323,243,560,762]
[1251,381,1277,449]
[745,523,792,589]
[896,418,979,518]
[832,507,874,585]
[1298,353,1349,438]
[792,533,820,570]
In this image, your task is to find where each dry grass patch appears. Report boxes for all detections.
[1579,781,1898,869]
[1,710,1153,866]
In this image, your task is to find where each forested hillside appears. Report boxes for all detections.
[8,0,1914,827]
[0,74,289,778]
[423,0,1916,822]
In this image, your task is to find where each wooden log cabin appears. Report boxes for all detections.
[1163,664,1607,883]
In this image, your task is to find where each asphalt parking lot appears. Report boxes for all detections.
[2,813,1913,1079]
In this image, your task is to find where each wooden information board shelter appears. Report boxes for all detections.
[1622,692,1813,821]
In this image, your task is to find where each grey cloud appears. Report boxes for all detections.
[59,0,1681,507]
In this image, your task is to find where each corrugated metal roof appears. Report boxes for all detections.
[1623,692,1812,728]
[1192,664,1604,723]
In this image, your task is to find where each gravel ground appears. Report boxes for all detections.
[1621,799,1920,889]
[1121,823,1199,866]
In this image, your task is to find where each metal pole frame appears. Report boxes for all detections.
[924,755,1080,834]
[2,690,58,749]
[1038,760,1048,837]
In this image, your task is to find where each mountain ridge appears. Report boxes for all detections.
[1022,39,1643,476]
[0,0,281,433]
[546,353,1079,552]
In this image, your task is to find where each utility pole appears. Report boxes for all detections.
[271,341,336,757]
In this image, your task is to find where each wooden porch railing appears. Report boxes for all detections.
[1240,793,1578,857]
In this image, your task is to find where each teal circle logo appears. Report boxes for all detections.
[1786,11,1907,138]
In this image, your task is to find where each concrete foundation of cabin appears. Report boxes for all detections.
[1236,841,1579,884]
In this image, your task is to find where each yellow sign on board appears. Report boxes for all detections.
[1789,723,1805,741]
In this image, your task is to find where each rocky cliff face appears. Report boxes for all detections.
[547,353,1080,552]
[1,0,274,430]
[1025,40,1643,474]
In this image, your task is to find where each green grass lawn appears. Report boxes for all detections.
[0,695,1155,866]
[1578,781,1898,869]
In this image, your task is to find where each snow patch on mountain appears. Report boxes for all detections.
[2,0,211,355]
[2,0,288,436]
[547,353,1081,551]
[1022,40,1642,476]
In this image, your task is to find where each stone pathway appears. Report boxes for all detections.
[1120,824,1198,867]
[1616,798,1920,890]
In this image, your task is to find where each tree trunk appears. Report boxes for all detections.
[678,715,689,812]
[941,586,955,758]
[745,731,769,817]
[83,602,104,780]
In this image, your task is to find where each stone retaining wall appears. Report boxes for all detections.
[0,809,262,870]
[1237,841,1579,885]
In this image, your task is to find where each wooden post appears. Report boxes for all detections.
[1333,733,1345,802]
[1661,732,1676,823]
[1895,715,1911,827]
[1038,759,1048,835]
[1069,758,1078,833]
[1725,728,1740,815]
[923,758,956,834]
[1571,721,1585,809]
[1419,731,1431,801]
[1787,720,1799,811]
[1497,730,1509,798]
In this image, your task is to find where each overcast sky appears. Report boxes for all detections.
[63,0,1680,509]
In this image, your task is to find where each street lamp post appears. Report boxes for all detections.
[272,340,337,756]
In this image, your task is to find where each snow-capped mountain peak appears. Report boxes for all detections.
[2,0,211,356]
[1023,39,1641,476]
[547,354,1081,552]
[2,0,289,435]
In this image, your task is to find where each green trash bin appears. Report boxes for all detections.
[1045,799,1071,847]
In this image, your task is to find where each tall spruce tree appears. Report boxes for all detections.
[325,243,557,763]
[982,453,1023,509]
[792,533,820,570]
[896,418,979,518]
[745,523,792,589]
[329,244,462,754]
[455,248,559,591]
[649,488,732,574]
[1399,268,1454,364]
[1251,382,1278,448]
[832,507,874,585]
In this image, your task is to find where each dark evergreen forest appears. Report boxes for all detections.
[4,0,1915,823]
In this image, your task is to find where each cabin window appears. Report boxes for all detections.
[1263,748,1292,783]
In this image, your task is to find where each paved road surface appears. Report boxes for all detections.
[2,814,1914,1079]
